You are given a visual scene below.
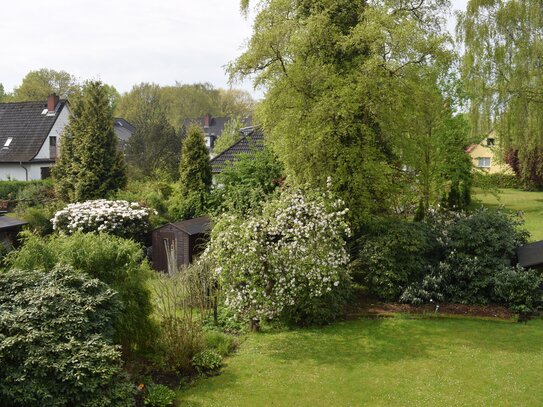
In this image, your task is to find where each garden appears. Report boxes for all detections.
[2,0,543,406]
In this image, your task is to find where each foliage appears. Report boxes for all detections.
[458,0,543,188]
[0,180,52,201]
[53,80,127,202]
[204,305,246,335]
[351,219,440,301]
[122,83,182,180]
[494,265,542,313]
[18,205,57,236]
[213,116,243,156]
[6,232,156,355]
[170,124,212,220]
[181,317,543,406]
[10,68,78,101]
[472,172,520,190]
[192,350,223,376]
[230,0,453,227]
[15,180,55,208]
[0,266,135,407]
[144,384,176,407]
[52,199,155,242]
[212,148,283,216]
[204,330,238,357]
[400,208,535,309]
[204,186,351,326]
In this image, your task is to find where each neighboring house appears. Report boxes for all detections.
[0,95,70,181]
[466,131,513,174]
[182,114,252,153]
[210,126,264,175]
[113,117,136,151]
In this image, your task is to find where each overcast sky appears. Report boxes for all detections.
[1,0,469,98]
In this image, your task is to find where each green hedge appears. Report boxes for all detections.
[0,180,53,201]
[472,172,520,189]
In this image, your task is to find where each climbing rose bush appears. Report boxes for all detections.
[204,187,351,325]
[52,199,155,241]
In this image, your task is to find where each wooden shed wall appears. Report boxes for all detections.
[152,225,190,272]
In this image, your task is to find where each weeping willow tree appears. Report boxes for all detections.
[458,0,543,187]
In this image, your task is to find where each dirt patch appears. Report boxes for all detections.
[346,300,515,320]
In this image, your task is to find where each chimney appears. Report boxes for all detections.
[203,114,211,128]
[47,94,59,113]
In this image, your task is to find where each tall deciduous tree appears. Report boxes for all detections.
[231,0,452,227]
[0,84,5,102]
[53,81,127,202]
[12,68,79,101]
[458,0,543,187]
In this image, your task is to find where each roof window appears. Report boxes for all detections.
[3,137,13,148]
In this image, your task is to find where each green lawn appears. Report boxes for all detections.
[473,187,543,241]
[180,316,543,406]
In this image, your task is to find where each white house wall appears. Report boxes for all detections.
[34,105,70,160]
[0,163,53,181]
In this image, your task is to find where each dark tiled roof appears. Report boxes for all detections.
[0,100,67,162]
[517,240,543,268]
[0,216,28,230]
[156,216,211,236]
[210,127,264,174]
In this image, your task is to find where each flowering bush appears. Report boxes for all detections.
[204,186,351,326]
[52,199,156,241]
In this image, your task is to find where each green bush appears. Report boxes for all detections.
[0,266,135,407]
[15,180,55,207]
[6,232,156,356]
[351,219,440,300]
[192,350,223,376]
[472,172,520,189]
[494,265,542,313]
[144,384,176,407]
[0,180,52,201]
[204,330,238,357]
[18,205,59,236]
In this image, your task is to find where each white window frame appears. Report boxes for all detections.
[477,157,491,168]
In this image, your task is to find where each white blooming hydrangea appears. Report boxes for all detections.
[204,187,351,323]
[52,199,156,240]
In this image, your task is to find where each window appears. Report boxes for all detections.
[49,136,57,159]
[40,167,51,179]
[486,138,495,146]
[3,137,13,148]
[477,157,491,168]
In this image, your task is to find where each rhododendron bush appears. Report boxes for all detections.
[204,187,351,326]
[52,199,155,241]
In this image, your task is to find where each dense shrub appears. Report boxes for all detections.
[0,180,52,201]
[351,220,440,300]
[6,232,156,355]
[494,265,542,313]
[192,350,223,376]
[204,186,351,327]
[52,199,155,242]
[15,180,55,207]
[0,266,135,407]
[114,179,172,225]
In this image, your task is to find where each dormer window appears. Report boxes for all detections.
[3,137,13,148]
[486,138,495,146]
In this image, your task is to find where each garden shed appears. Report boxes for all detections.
[0,215,28,251]
[152,216,211,272]
[517,240,543,269]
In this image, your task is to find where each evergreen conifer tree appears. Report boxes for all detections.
[179,124,212,195]
[53,81,127,202]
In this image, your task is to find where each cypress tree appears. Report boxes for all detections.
[53,81,126,202]
[179,124,212,196]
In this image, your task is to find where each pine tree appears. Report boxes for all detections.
[179,124,212,195]
[170,124,212,219]
[53,81,127,202]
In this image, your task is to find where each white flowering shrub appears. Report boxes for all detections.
[52,199,155,241]
[204,187,351,326]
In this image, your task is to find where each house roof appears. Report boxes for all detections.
[210,126,265,174]
[182,115,252,138]
[155,216,211,236]
[113,117,136,143]
[517,240,543,268]
[0,100,67,162]
[0,216,28,230]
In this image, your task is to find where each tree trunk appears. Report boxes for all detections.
[250,319,260,332]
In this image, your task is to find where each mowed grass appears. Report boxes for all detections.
[473,187,543,241]
[180,317,543,407]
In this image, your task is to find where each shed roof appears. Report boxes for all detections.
[155,216,211,236]
[0,216,28,230]
[517,240,543,268]
[210,126,264,174]
[0,100,67,162]
[113,117,136,143]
